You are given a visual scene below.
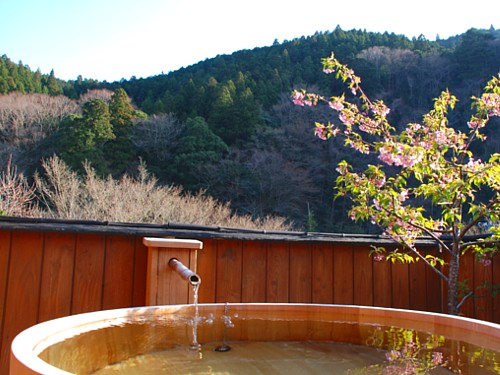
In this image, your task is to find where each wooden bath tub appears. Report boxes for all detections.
[11,303,500,374]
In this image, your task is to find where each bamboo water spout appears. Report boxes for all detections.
[168,258,201,286]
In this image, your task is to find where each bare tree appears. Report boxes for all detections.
[34,156,83,219]
[0,93,78,145]
[0,158,36,216]
[78,89,114,105]
[242,149,318,221]
[32,155,291,231]
[132,113,185,162]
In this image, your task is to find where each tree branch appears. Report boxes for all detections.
[457,291,474,311]
[461,238,500,250]
[408,246,449,283]
[379,202,453,256]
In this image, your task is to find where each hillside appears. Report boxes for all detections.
[0,27,499,232]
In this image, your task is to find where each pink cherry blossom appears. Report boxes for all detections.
[372,176,386,188]
[432,352,444,365]
[358,118,379,134]
[432,130,447,145]
[372,104,391,117]
[481,94,500,116]
[399,189,409,202]
[328,99,344,111]
[338,112,354,126]
[314,125,328,140]
[467,119,485,129]
[292,91,305,106]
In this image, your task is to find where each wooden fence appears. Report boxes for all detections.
[0,219,498,374]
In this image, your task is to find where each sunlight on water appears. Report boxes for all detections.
[92,341,399,375]
[86,320,499,375]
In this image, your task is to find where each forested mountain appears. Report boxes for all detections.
[1,27,499,232]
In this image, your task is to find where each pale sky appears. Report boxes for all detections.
[0,0,498,82]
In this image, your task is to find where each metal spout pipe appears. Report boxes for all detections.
[168,258,201,286]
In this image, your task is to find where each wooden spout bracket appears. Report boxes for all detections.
[143,237,203,305]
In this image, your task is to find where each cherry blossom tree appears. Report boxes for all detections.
[294,53,500,315]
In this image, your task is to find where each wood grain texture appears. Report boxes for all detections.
[474,254,493,322]
[373,257,392,307]
[311,244,333,304]
[216,240,243,303]
[0,230,11,364]
[242,241,267,302]
[409,257,427,311]
[102,236,136,309]
[494,254,500,324]
[197,239,217,303]
[38,233,76,322]
[71,234,106,314]
[391,261,410,309]
[1,231,43,375]
[353,248,373,306]
[266,242,289,302]
[156,248,191,304]
[333,244,354,304]
[132,238,148,307]
[289,243,312,303]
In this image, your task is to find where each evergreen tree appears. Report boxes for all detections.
[104,88,140,175]
[208,77,260,144]
[47,69,63,96]
[453,29,496,81]
[57,99,114,174]
[167,116,228,190]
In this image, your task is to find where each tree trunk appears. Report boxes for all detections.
[447,250,460,315]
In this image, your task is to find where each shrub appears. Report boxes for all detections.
[31,155,292,231]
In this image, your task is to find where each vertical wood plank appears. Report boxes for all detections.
[353,247,373,306]
[71,234,106,314]
[242,241,267,302]
[493,253,500,324]
[426,258,443,313]
[266,242,289,302]
[216,240,242,303]
[0,231,43,375]
[197,239,217,303]
[409,257,427,311]
[373,257,392,307]
[333,244,354,304]
[0,231,11,337]
[38,233,76,322]
[474,256,493,322]
[312,244,333,304]
[391,261,410,309]
[145,247,159,305]
[132,238,148,307]
[102,236,135,309]
[0,230,11,375]
[289,243,312,303]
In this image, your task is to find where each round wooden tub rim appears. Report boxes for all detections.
[10,303,500,375]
